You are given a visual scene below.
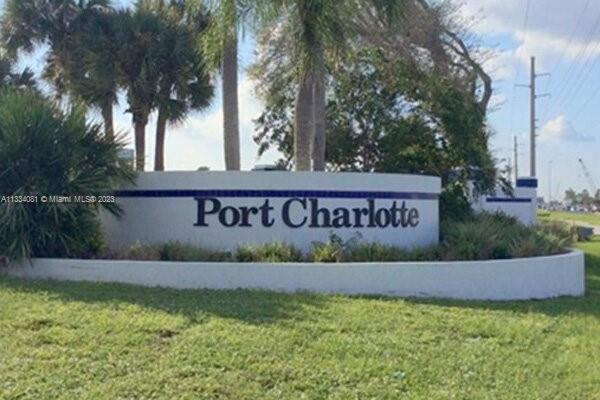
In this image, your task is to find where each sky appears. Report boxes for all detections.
[4,0,600,201]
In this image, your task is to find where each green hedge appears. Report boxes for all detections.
[96,213,574,263]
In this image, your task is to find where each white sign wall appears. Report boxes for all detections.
[102,172,441,252]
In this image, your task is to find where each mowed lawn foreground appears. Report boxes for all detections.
[1,240,600,399]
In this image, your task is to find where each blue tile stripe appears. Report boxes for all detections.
[486,197,532,203]
[516,178,538,188]
[114,189,439,200]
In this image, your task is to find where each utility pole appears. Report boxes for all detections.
[548,160,552,204]
[513,136,519,180]
[530,57,536,177]
[516,56,550,177]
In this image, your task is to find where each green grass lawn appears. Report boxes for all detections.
[540,210,600,227]
[2,240,600,399]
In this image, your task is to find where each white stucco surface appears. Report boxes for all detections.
[4,250,585,300]
[102,171,441,251]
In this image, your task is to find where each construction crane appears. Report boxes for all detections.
[578,158,598,194]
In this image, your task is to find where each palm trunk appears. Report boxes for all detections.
[154,107,167,171]
[294,71,315,171]
[222,34,240,171]
[312,66,326,171]
[101,97,114,140]
[134,112,148,171]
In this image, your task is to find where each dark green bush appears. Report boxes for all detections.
[441,214,519,260]
[0,89,134,260]
[235,242,303,262]
[441,213,572,260]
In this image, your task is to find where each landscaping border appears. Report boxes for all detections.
[3,250,584,300]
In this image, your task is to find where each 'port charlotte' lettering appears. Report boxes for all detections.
[194,198,420,229]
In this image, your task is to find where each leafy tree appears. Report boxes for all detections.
[354,0,492,113]
[253,47,498,218]
[140,0,214,171]
[0,89,133,260]
[564,188,577,205]
[255,49,495,179]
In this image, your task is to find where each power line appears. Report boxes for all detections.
[550,34,600,116]
[507,0,532,144]
[549,0,591,76]
[541,0,590,108]
[541,8,600,120]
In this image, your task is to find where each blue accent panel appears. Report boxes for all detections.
[114,189,439,200]
[486,197,531,203]
[516,178,538,188]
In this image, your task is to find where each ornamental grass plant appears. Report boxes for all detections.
[0,89,134,260]
[94,213,574,263]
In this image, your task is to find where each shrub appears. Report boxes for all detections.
[342,242,439,262]
[0,89,134,260]
[441,213,572,260]
[343,242,409,262]
[97,215,570,263]
[159,241,231,262]
[309,233,364,263]
[100,241,161,261]
[537,220,577,243]
[440,213,521,260]
[235,242,303,262]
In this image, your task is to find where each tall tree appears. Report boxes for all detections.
[66,9,120,139]
[198,0,241,170]
[276,0,352,171]
[114,8,161,171]
[255,0,404,171]
[252,1,345,171]
[1,0,117,136]
[141,0,214,171]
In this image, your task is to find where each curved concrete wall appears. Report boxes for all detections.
[4,250,584,300]
[102,171,441,252]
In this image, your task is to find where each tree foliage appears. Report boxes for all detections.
[255,49,496,178]
[1,0,214,171]
[0,89,134,260]
[0,55,37,92]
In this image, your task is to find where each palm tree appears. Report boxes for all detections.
[0,88,134,260]
[1,0,117,138]
[257,0,405,171]
[198,0,242,171]
[0,55,38,91]
[114,8,161,171]
[66,9,120,139]
[261,0,352,171]
[143,1,214,171]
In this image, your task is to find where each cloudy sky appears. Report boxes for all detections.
[461,0,600,200]
[6,0,600,200]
